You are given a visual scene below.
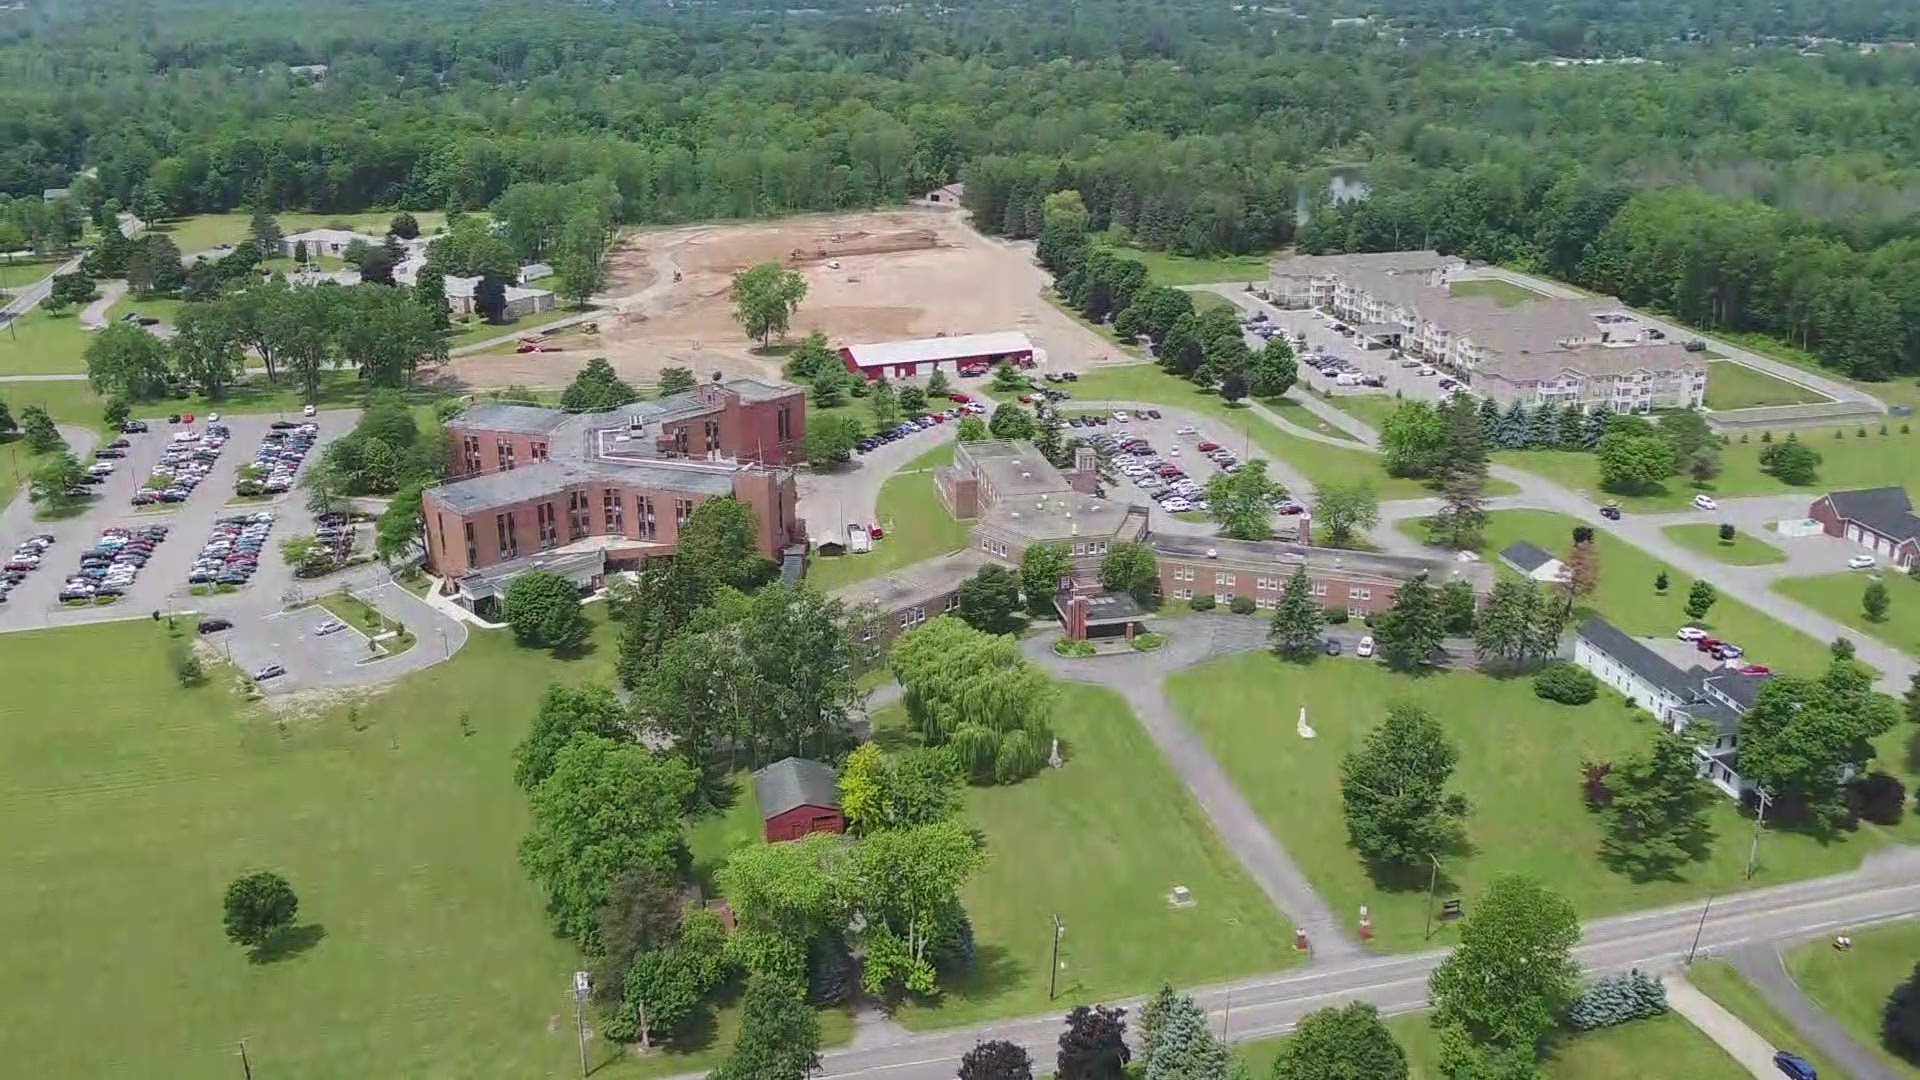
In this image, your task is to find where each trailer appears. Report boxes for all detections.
[846,523,872,554]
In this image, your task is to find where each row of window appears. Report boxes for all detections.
[456,491,693,564]
[1165,585,1371,618]
[1167,565,1365,600]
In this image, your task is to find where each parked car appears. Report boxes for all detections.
[1772,1051,1816,1080]
[314,619,347,636]
[1600,502,1621,520]
[252,664,287,681]
[1692,494,1718,511]
[1677,626,1708,642]
[1356,635,1376,658]
[1323,638,1342,656]
[1848,554,1877,569]
[1738,664,1772,676]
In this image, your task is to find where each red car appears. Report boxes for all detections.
[1196,441,1219,452]
[1695,637,1721,653]
[869,524,885,540]
[181,413,195,424]
[930,413,946,423]
[1738,664,1772,676]
[1017,395,1033,404]
[948,393,971,403]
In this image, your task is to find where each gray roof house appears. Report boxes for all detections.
[1499,541,1568,583]
[1571,617,1771,798]
[751,757,845,841]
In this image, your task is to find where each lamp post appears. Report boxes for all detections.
[1746,789,1772,880]
[1047,914,1065,1001]
[1422,853,1442,940]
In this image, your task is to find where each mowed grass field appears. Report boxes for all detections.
[1784,919,1920,1079]
[1660,523,1788,566]
[1236,1011,1748,1080]
[1775,570,1920,659]
[875,683,1298,1029]
[1498,425,1920,513]
[1447,278,1545,306]
[0,614,854,1080]
[1687,961,1846,1080]
[150,211,453,253]
[805,440,968,592]
[1703,360,1830,410]
[0,294,187,376]
[1097,237,1274,287]
[0,255,63,290]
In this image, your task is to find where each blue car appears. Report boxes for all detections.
[1773,1051,1816,1080]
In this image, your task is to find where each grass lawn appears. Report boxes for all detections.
[1497,424,1920,513]
[1704,360,1830,411]
[1688,961,1846,1079]
[447,310,582,351]
[1065,363,1437,499]
[150,211,454,253]
[1041,291,1149,365]
[685,775,763,894]
[1097,237,1273,287]
[1238,1011,1747,1080]
[0,613,853,1079]
[1660,523,1788,566]
[1319,391,1398,434]
[1719,330,1920,418]
[875,683,1298,1030]
[0,256,62,290]
[1266,396,1361,443]
[1784,919,1920,1079]
[1775,570,1920,657]
[314,590,417,659]
[806,441,968,593]
[1168,650,1895,955]
[1191,291,1235,315]
[1448,278,1544,306]
[0,306,101,376]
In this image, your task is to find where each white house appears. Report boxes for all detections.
[444,275,556,320]
[281,228,383,260]
[1498,541,1568,584]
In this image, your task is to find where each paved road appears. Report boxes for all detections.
[696,849,1920,1080]
[1022,616,1361,960]
[1665,972,1780,1079]
[797,420,956,540]
[1728,944,1906,1080]
[0,253,84,320]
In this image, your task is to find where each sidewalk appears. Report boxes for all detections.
[1664,972,1778,1079]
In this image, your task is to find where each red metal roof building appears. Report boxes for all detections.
[838,331,1036,381]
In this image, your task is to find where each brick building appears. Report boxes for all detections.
[422,378,807,610]
[1149,528,1486,617]
[1809,487,1920,569]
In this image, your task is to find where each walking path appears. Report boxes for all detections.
[78,279,127,329]
[1019,616,1362,961]
[1728,943,1907,1080]
[1664,972,1781,1079]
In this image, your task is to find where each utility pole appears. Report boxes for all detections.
[237,1039,254,1080]
[572,970,592,1078]
[1047,914,1065,1001]
[1746,789,1771,880]
[1687,893,1713,965]
[1422,853,1442,940]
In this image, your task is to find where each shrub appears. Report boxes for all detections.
[994,729,1045,783]
[1886,962,1920,1064]
[1188,594,1216,611]
[1849,771,1907,826]
[168,637,206,688]
[1229,596,1256,615]
[1534,662,1599,705]
[1132,632,1166,652]
[1581,760,1614,809]
[1566,971,1667,1032]
[1052,638,1096,658]
[1322,605,1349,625]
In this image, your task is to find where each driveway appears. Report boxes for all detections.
[222,576,467,695]
[1728,943,1907,1080]
[796,419,956,542]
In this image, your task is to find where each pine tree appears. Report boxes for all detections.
[1558,403,1587,450]
[1375,571,1445,671]
[1904,671,1920,728]
[1527,403,1560,449]
[1497,401,1531,450]
[1581,406,1610,450]
[1268,565,1324,660]
[1477,396,1502,445]
[1600,726,1715,879]
[1143,991,1229,1080]
[1035,408,1066,466]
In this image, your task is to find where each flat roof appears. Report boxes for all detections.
[425,459,738,514]
[843,331,1033,369]
[458,403,574,436]
[1148,532,1485,586]
[1059,589,1150,624]
[832,548,987,610]
[982,494,1144,544]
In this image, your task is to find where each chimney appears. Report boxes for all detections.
[1298,513,1313,545]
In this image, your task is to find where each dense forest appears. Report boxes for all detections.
[7,0,1920,376]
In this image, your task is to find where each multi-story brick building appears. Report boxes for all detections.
[1149,528,1487,617]
[422,378,807,612]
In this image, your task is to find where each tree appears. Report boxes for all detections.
[810,366,847,409]
[1142,989,1229,1080]
[1206,457,1283,540]
[514,682,629,791]
[1904,670,1920,728]
[615,559,716,691]
[1739,658,1901,829]
[1269,565,1323,661]
[1313,480,1379,549]
[560,356,641,411]
[1057,1005,1130,1080]
[731,262,808,347]
[1373,571,1445,671]
[503,570,590,650]
[1760,434,1823,486]
[956,564,1025,635]
[590,865,681,1009]
[1438,577,1477,635]
[802,414,864,468]
[989,403,1035,440]
[899,384,928,417]
[1884,963,1920,1065]
[388,212,420,240]
[960,1040,1034,1080]
[956,415,987,441]
[1684,580,1717,621]
[991,362,1029,393]
[1034,406,1065,465]
[619,908,729,1048]
[1562,526,1598,611]
[19,404,61,452]
[926,369,952,398]
[171,302,243,402]
[1600,725,1715,879]
[1865,578,1891,622]
[557,206,613,305]
[28,451,85,508]
[1021,543,1074,617]
[473,273,509,322]
[375,482,426,564]
[1428,875,1580,1057]
[47,270,96,310]
[889,617,1056,784]
[292,238,308,265]
[838,743,964,836]
[847,819,984,996]
[520,733,696,946]
[869,378,901,428]
[1273,1003,1408,1080]
[102,397,128,429]
[85,323,172,400]
[413,265,450,330]
[1381,401,1448,479]
[1424,472,1487,552]
[711,975,821,1080]
[1655,570,1670,594]
[1474,579,1562,672]
[1340,701,1470,872]
[182,260,223,302]
[1100,542,1158,606]
[657,366,698,396]
[678,496,775,590]
[222,871,299,953]
[1218,371,1247,404]
[127,234,185,296]
[1595,433,1677,494]
[1247,338,1297,398]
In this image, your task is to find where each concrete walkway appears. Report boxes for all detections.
[1020,616,1361,961]
[1665,972,1780,1079]
[1729,943,1906,1080]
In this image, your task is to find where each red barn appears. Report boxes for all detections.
[752,757,845,842]
[839,331,1036,381]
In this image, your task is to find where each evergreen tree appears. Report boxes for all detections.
[1143,991,1229,1080]
[1268,565,1324,661]
[1496,400,1531,450]
[1581,406,1610,450]
[1903,671,1920,728]
[1035,408,1066,466]
[1477,396,1502,445]
[1527,403,1559,449]
[1558,402,1587,450]
[1373,571,1445,671]
[1600,725,1716,879]
[711,975,821,1080]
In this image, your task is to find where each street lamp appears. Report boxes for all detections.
[1422,853,1443,940]
[1047,914,1065,1000]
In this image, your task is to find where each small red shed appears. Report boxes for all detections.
[752,757,845,842]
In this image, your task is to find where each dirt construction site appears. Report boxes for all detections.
[444,209,1132,390]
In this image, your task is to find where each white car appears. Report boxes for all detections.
[1692,494,1718,511]
[1356,635,1376,658]
[1416,366,1436,376]
[1175,425,1196,435]
[1163,498,1193,512]
[1112,411,1130,422]
[1169,447,1180,457]
[1677,627,1708,643]
[314,619,347,636]
[302,404,317,417]
[1849,554,1876,570]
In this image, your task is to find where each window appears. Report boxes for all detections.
[1310,581,1328,597]
[463,521,477,566]
[536,502,558,547]
[674,428,689,455]
[462,435,482,474]
[1348,606,1364,619]
[495,513,518,558]
[944,594,960,611]
[1072,542,1085,556]
[496,438,515,471]
[777,406,792,443]
[1172,566,1195,582]
[860,625,875,644]
[674,498,693,529]
[636,496,656,540]
[1092,541,1107,555]
[531,441,548,462]
[1214,571,1235,586]
[1173,587,1192,600]
[567,490,590,540]
[898,606,927,630]
[1352,586,1371,601]
[603,488,624,532]
[704,419,720,453]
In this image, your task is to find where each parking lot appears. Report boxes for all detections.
[1063,408,1302,515]
[0,410,355,629]
[1230,296,1461,406]
[218,601,387,693]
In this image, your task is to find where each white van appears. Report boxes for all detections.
[1334,372,1363,387]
